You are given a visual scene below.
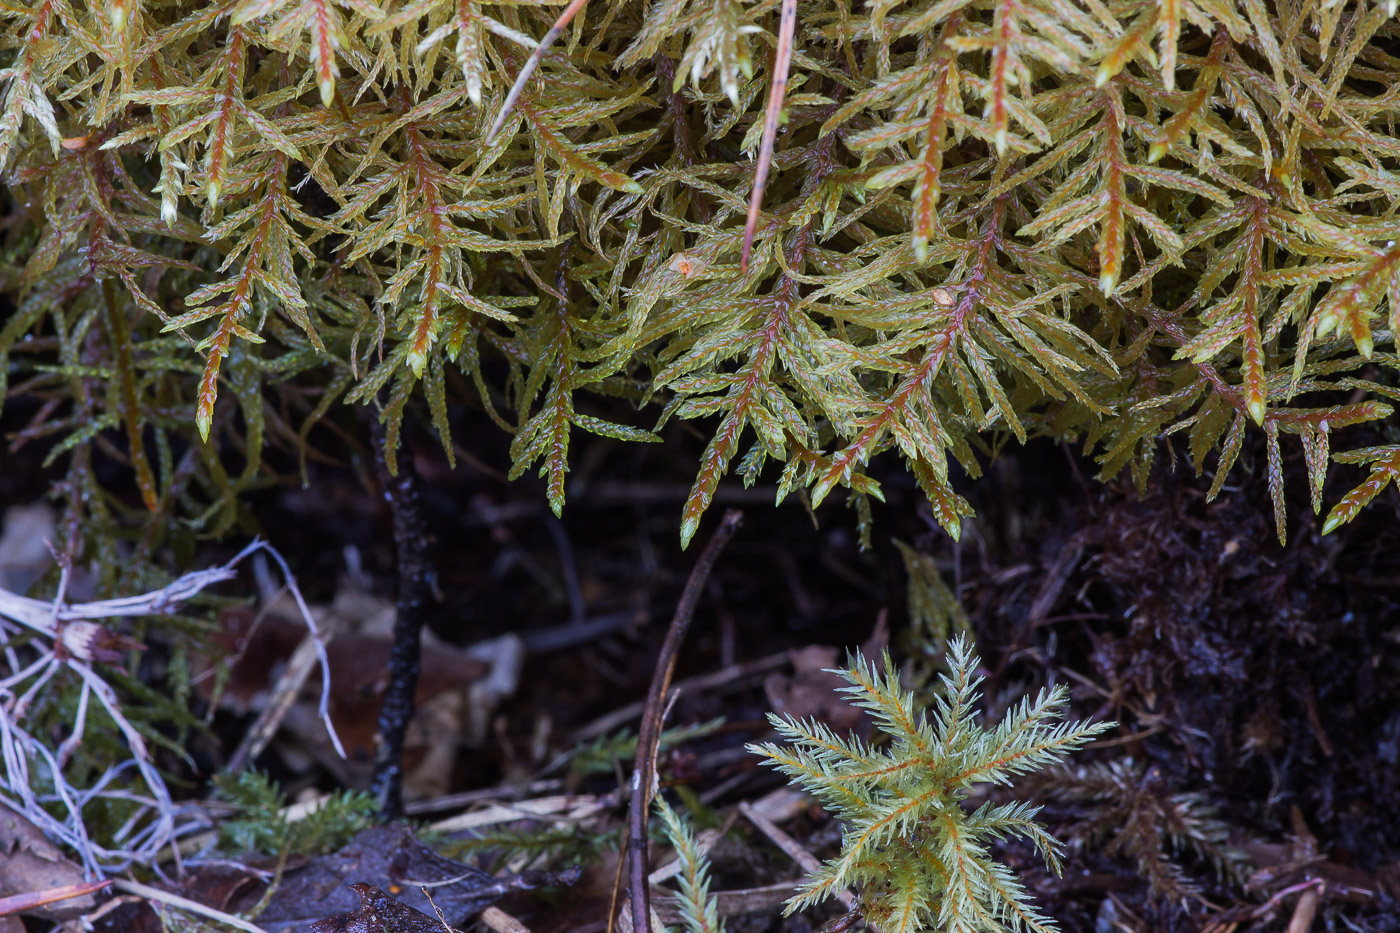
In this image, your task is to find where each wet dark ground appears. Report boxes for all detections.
[4,390,1400,932]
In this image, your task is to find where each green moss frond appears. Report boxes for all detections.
[749,636,1112,933]
[2,0,1400,553]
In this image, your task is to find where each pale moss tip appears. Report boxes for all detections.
[679,519,697,550]
[1247,397,1267,426]
[1315,310,1338,338]
[1322,511,1345,535]
[320,81,335,108]
[1095,65,1111,88]
[1148,142,1166,163]
[1099,271,1117,296]
[206,183,220,208]
[196,412,212,443]
[994,128,1008,156]
[1358,332,1374,359]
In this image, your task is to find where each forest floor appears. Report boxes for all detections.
[2,400,1399,933]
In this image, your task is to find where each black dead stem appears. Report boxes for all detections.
[370,414,434,821]
[626,509,743,933]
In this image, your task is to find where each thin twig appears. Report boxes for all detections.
[626,510,743,933]
[570,652,788,744]
[648,811,737,884]
[423,887,466,933]
[402,779,563,816]
[739,801,855,908]
[1285,882,1322,933]
[740,0,798,272]
[112,879,269,933]
[1251,878,1325,920]
[652,882,799,925]
[484,0,590,143]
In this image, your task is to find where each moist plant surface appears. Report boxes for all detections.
[2,0,1400,549]
[3,0,1400,929]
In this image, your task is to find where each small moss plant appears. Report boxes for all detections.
[749,637,1112,933]
[655,796,724,933]
[213,770,377,857]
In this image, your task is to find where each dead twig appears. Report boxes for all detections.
[625,510,743,933]
[429,793,609,833]
[739,800,855,908]
[402,779,564,816]
[570,652,788,746]
[740,0,798,272]
[653,882,797,925]
[225,614,342,773]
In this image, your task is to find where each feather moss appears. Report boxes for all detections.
[1,0,1399,543]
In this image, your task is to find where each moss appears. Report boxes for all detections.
[1,0,1398,548]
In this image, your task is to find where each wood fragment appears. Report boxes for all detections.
[429,794,608,833]
[481,906,534,933]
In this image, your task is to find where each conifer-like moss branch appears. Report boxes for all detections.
[655,797,724,933]
[749,637,1112,933]
[3,0,1400,554]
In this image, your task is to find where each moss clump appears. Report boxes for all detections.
[1,0,1399,549]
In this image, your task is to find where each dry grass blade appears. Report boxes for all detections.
[484,0,591,144]
[741,0,797,272]
[112,880,270,933]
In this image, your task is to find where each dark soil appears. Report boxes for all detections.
[5,392,1400,933]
